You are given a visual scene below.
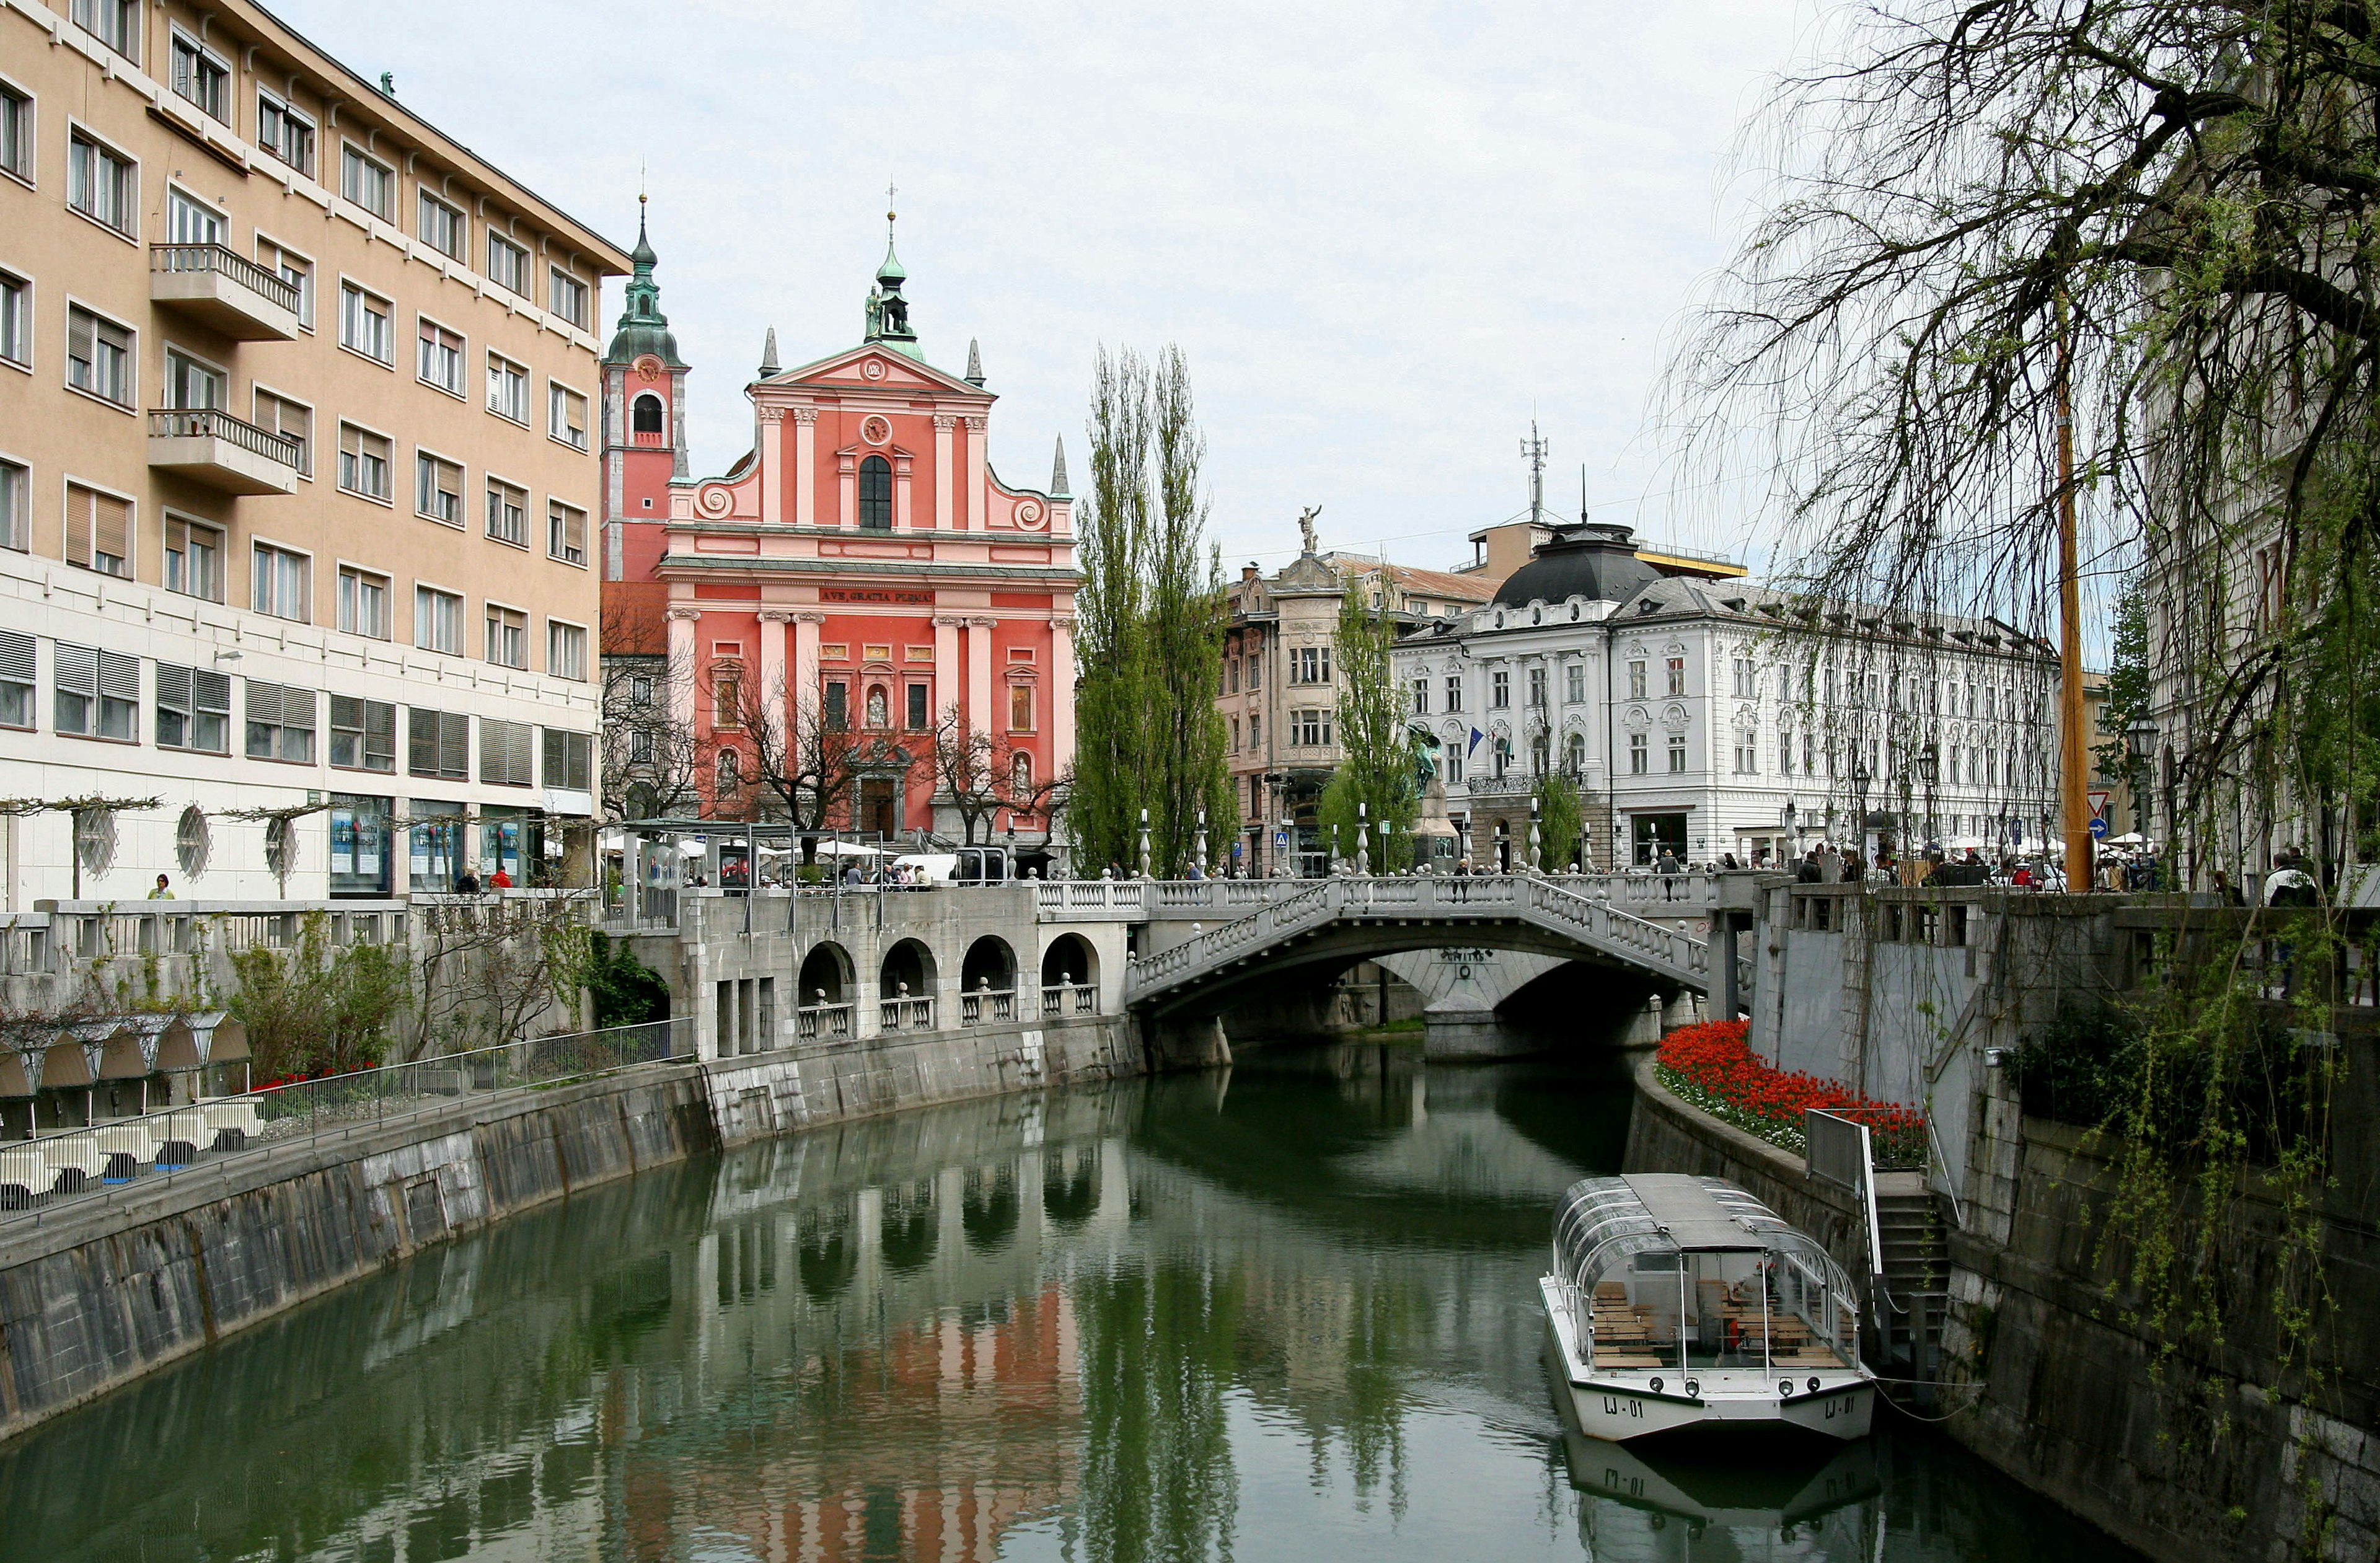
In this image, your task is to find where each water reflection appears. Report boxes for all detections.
[0,1042,2128,1562]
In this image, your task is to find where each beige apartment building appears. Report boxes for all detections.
[0,0,630,904]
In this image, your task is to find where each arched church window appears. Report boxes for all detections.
[858,455,892,529]
[632,394,664,436]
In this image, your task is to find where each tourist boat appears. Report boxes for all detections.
[1541,1173,1877,1441]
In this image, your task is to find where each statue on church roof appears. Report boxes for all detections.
[1298,504,1323,557]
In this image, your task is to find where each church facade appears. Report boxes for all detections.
[601,213,1078,847]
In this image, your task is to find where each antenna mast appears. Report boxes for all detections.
[1521,422,1549,526]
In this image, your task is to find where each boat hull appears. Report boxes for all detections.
[1542,1277,1875,1443]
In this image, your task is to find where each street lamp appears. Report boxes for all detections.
[1916,747,1939,849]
[2127,714,2157,848]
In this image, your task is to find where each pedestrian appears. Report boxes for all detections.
[148,873,174,900]
[454,866,482,895]
[489,865,513,889]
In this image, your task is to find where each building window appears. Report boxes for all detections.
[542,728,593,791]
[245,682,317,762]
[485,604,528,669]
[0,630,33,727]
[858,454,892,529]
[408,708,469,778]
[1248,652,1261,690]
[1445,674,1461,713]
[1411,677,1429,716]
[416,451,463,524]
[418,318,465,395]
[547,620,588,681]
[1667,658,1686,697]
[154,663,229,752]
[1293,708,1332,747]
[340,144,394,221]
[417,191,465,260]
[0,269,27,367]
[253,389,312,475]
[66,305,133,406]
[253,544,311,622]
[0,82,30,185]
[257,239,314,329]
[68,129,136,236]
[548,500,586,565]
[164,516,223,602]
[1733,738,1757,775]
[164,345,224,410]
[0,460,24,552]
[1528,667,1547,707]
[1567,733,1586,777]
[1491,670,1510,708]
[338,566,390,639]
[63,481,130,575]
[413,586,461,654]
[71,0,139,60]
[1567,664,1586,705]
[1668,734,1688,773]
[338,423,393,501]
[1010,684,1034,732]
[330,695,395,772]
[822,679,847,729]
[255,92,314,177]
[486,479,527,546]
[1248,713,1261,747]
[549,268,589,329]
[487,353,529,423]
[1629,732,1648,774]
[1443,749,1461,784]
[907,682,929,730]
[1230,715,1240,751]
[548,382,588,449]
[632,392,664,437]
[55,643,136,739]
[486,232,529,295]
[480,718,534,786]
[1294,646,1331,684]
[340,283,394,363]
[1779,731,1795,774]
[1628,659,1647,700]
[169,31,230,121]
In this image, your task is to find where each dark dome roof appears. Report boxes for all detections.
[1491,522,1660,608]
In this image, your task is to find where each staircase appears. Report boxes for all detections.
[1869,1171,1951,1388]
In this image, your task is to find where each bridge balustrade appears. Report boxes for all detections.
[796,1003,854,1043]
[878,995,936,1032]
[959,987,1017,1027]
[1041,982,1100,1018]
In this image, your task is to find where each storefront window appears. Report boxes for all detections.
[329,793,392,897]
[409,804,465,893]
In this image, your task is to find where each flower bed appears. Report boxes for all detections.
[1654,1019,1929,1168]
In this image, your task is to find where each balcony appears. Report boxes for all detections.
[148,408,302,496]
[149,245,304,340]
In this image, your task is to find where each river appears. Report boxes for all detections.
[0,1044,2133,1561]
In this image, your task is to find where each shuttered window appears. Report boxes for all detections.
[156,663,230,752]
[66,306,133,406]
[164,516,224,601]
[330,694,395,772]
[480,718,534,786]
[56,642,136,739]
[63,482,130,575]
[244,680,316,762]
[408,707,469,779]
[0,630,32,728]
[547,500,586,565]
[541,727,592,791]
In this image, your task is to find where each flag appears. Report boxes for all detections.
[1468,727,1483,754]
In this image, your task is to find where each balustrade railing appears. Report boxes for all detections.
[149,405,304,468]
[1040,982,1099,1018]
[959,987,1017,1027]
[150,241,305,313]
[878,995,936,1031]
[796,1003,854,1042]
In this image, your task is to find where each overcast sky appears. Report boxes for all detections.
[279,1,1810,576]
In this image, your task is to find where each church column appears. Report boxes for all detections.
[757,610,791,739]
[964,416,987,530]
[793,612,826,728]
[758,407,785,524]
[792,408,818,527]
[967,617,997,736]
[933,615,964,724]
[666,606,702,734]
[1049,614,1077,777]
[933,416,956,530]
[893,451,914,530]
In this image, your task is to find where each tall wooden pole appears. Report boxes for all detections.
[2056,305,2094,889]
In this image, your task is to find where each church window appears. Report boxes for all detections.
[632,393,664,438]
[823,680,848,730]
[858,455,892,529]
[906,683,928,730]
[1010,684,1034,732]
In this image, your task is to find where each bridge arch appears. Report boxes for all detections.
[880,938,936,1002]
[962,935,1017,995]
[1039,931,1097,989]
[798,942,853,1006]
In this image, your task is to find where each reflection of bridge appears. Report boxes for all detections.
[1118,875,1750,1021]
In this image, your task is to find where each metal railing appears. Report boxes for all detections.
[1041,982,1099,1018]
[0,1019,688,1226]
[150,242,305,314]
[149,405,304,469]
[1805,1109,1885,1280]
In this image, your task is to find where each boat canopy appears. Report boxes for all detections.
[1551,1174,1856,1300]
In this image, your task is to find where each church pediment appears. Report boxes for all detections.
[764,344,988,399]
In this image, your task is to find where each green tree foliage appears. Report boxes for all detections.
[1073,345,1236,874]
[2094,581,2152,785]
[1317,586,1416,870]
[1534,772,1585,870]
[584,933,671,1029]
[229,914,410,1080]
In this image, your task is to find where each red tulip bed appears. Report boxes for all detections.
[1654,1019,1929,1168]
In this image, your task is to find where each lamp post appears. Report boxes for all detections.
[1898,769,1913,868]
[1916,747,1939,850]
[2127,714,2157,848]
[1851,762,1871,858]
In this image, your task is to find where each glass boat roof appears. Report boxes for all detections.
[1551,1174,1854,1297]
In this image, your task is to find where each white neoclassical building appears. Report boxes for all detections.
[1393,523,2068,870]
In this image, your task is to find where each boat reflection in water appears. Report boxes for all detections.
[1558,1427,1884,1559]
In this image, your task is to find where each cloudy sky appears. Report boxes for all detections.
[280,1,1810,575]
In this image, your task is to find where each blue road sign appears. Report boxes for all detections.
[2088,816,2109,839]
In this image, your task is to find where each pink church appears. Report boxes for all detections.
[602,211,1078,842]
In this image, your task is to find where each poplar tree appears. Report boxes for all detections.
[1316,582,1417,870]
[1072,346,1235,875]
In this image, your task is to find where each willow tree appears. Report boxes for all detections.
[1072,346,1235,875]
[1317,583,1416,870]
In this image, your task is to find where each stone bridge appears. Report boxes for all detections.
[1114,874,1752,1024]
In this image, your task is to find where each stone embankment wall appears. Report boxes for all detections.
[0,1012,1133,1445]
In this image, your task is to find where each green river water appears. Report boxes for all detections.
[0,1044,2134,1562]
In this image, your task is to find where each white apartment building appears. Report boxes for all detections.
[1394,524,2067,869]
[0,0,631,905]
